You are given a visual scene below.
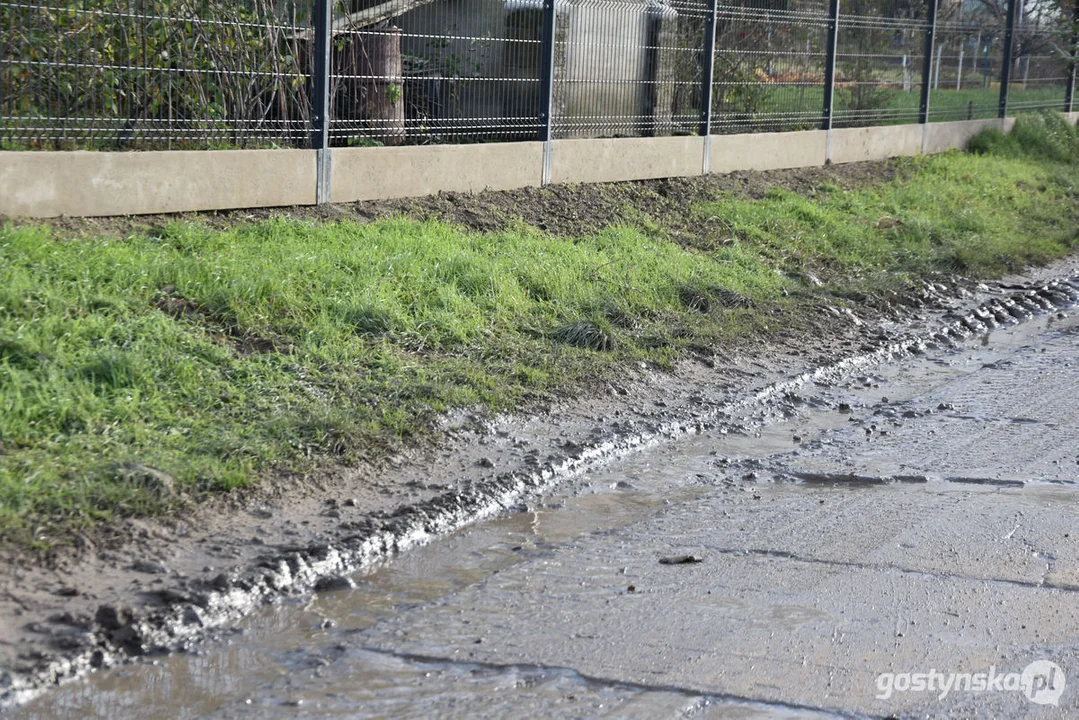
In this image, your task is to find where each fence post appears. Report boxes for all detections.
[699,0,718,174]
[312,0,332,204]
[699,0,718,134]
[822,0,840,133]
[1066,0,1079,113]
[919,0,939,125]
[538,0,557,185]
[998,0,1018,119]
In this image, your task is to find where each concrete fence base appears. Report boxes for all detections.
[330,142,544,202]
[0,115,1073,219]
[0,150,316,218]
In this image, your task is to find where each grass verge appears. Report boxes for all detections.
[2,113,1077,548]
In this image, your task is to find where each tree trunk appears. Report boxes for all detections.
[353,27,405,144]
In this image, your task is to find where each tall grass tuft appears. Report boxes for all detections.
[968,112,1079,165]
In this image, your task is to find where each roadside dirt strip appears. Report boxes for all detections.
[4,257,1079,713]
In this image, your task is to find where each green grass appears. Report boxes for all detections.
[968,110,1079,165]
[0,217,782,543]
[699,117,1078,286]
[914,86,1064,115]
[723,84,1068,130]
[1,113,1077,548]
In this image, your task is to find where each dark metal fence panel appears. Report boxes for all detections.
[326,0,545,144]
[928,0,1004,121]
[711,0,831,134]
[832,0,927,127]
[0,0,312,149]
[0,0,1075,151]
[547,0,709,138]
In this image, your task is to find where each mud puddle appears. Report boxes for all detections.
[16,450,834,719]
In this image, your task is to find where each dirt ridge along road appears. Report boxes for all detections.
[2,261,1079,709]
[349,281,1079,719]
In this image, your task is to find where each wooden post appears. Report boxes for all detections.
[956,45,964,90]
[356,28,405,145]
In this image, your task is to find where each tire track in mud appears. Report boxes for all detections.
[5,274,1079,709]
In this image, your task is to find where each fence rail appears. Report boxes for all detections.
[1,0,1076,150]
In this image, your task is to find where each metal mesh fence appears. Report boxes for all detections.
[549,0,707,138]
[1008,15,1072,113]
[833,0,926,127]
[0,0,312,149]
[711,0,830,133]
[0,0,1075,150]
[929,2,1005,121]
[327,0,544,144]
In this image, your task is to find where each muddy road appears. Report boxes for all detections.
[11,276,1079,718]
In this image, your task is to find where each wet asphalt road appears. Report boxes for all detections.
[18,311,1079,718]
